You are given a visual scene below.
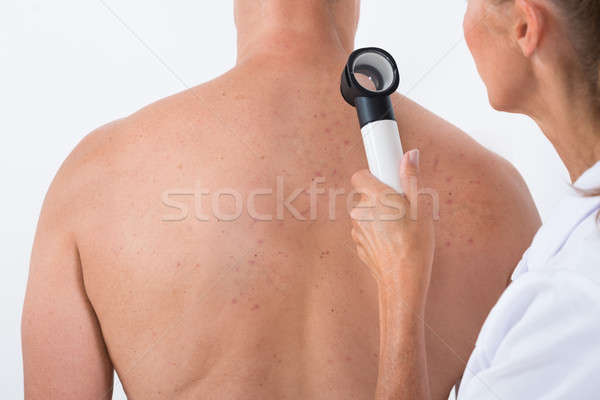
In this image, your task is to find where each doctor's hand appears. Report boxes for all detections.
[350,150,435,310]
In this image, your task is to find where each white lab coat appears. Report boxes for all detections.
[453,161,600,400]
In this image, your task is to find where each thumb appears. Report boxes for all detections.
[399,149,421,217]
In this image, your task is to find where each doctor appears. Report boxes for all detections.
[350,0,600,399]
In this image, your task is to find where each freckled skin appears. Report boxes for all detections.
[23,18,541,400]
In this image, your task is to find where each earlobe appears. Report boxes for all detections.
[515,0,543,57]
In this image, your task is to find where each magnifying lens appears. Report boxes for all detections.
[340,47,404,193]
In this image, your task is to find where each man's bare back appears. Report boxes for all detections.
[22,2,541,399]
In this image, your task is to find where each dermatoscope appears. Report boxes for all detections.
[340,47,404,193]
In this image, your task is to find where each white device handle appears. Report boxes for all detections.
[360,119,404,193]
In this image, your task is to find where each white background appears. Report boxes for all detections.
[1,0,570,398]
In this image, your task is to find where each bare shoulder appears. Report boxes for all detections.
[39,119,126,230]
[50,82,219,205]
[42,114,149,235]
[393,93,541,284]
[393,94,539,226]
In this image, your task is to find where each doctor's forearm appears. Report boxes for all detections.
[376,288,431,400]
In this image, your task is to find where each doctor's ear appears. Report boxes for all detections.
[513,0,545,57]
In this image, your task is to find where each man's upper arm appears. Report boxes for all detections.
[22,158,113,399]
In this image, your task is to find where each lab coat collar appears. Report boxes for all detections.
[574,160,600,190]
[512,161,600,280]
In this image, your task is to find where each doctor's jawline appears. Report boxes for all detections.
[160,176,440,223]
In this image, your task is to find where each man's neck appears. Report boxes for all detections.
[235,0,357,66]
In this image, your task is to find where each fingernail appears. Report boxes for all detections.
[408,149,420,169]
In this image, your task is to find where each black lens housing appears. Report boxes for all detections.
[340,47,400,128]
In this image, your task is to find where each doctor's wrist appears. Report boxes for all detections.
[378,277,429,316]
